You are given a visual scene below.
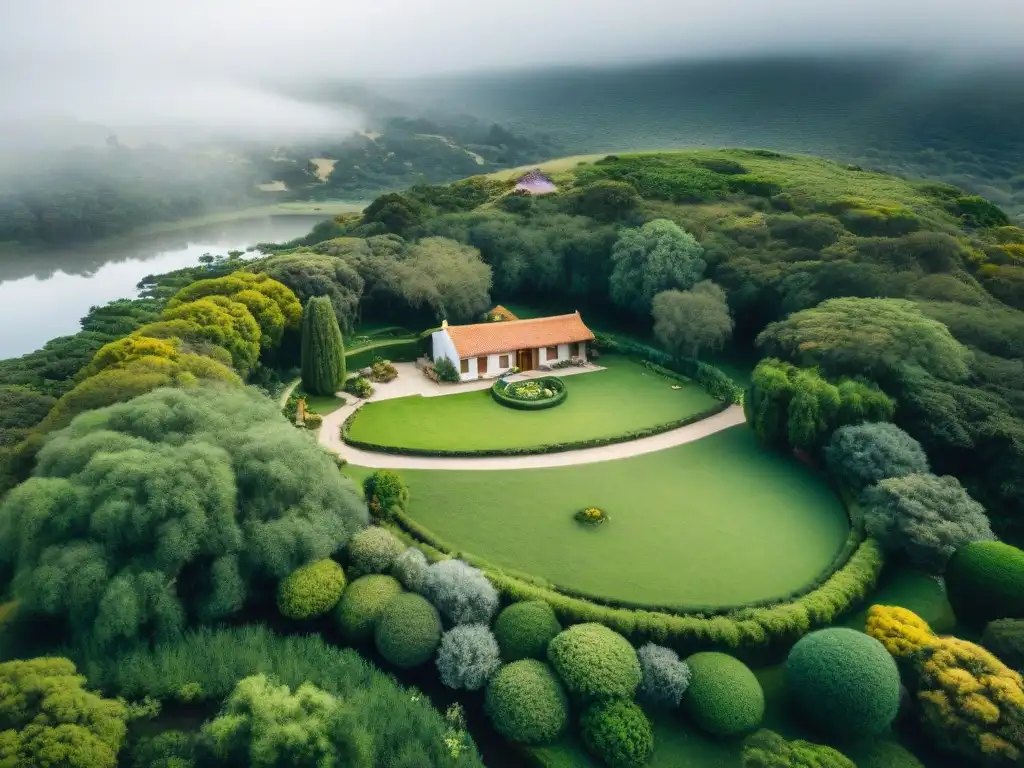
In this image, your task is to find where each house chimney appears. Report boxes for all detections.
[441,319,448,329]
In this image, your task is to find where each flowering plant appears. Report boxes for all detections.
[574,507,608,526]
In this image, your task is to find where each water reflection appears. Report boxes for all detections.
[0,216,324,359]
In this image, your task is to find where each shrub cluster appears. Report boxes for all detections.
[580,699,655,768]
[786,628,901,739]
[276,559,347,620]
[433,356,460,383]
[637,642,691,708]
[374,592,442,669]
[683,652,764,737]
[494,600,562,662]
[865,604,935,659]
[392,546,430,592]
[825,422,929,492]
[484,659,569,745]
[436,624,503,691]
[946,540,1024,625]
[335,574,404,644]
[84,625,484,767]
[347,526,406,576]
[547,623,642,700]
[421,559,500,626]
[363,469,408,519]
[491,376,567,411]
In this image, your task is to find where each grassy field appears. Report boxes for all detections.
[352,426,849,608]
[346,356,719,453]
[303,394,347,416]
[529,567,958,768]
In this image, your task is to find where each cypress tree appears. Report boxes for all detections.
[301,296,346,395]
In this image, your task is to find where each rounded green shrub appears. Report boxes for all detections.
[334,574,403,644]
[363,470,408,519]
[683,652,764,737]
[981,618,1024,671]
[946,541,1024,625]
[786,628,900,739]
[547,623,641,700]
[347,526,405,576]
[374,593,442,669]
[580,699,654,768]
[276,559,346,620]
[484,659,568,745]
[494,601,562,662]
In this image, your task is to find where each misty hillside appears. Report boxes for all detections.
[367,56,1024,221]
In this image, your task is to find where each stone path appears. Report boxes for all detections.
[316,363,746,470]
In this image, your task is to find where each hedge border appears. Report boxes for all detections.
[386,506,883,654]
[341,399,731,457]
[490,377,567,411]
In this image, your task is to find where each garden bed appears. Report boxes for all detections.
[491,376,567,410]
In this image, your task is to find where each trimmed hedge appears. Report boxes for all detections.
[683,652,764,736]
[342,399,731,457]
[547,623,641,700]
[346,338,420,370]
[276,559,346,620]
[485,660,569,745]
[786,628,901,739]
[946,540,1024,625]
[494,601,563,662]
[374,593,442,669]
[392,508,884,652]
[580,699,655,768]
[347,526,406,576]
[491,376,567,411]
[334,574,404,644]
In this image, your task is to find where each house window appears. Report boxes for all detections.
[460,359,469,374]
[546,346,557,360]
[499,354,510,368]
[569,342,580,357]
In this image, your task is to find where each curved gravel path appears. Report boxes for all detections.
[318,400,746,471]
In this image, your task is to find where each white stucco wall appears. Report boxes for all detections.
[433,330,587,381]
[539,342,586,365]
[431,330,459,369]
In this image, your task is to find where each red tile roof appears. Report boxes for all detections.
[445,313,594,358]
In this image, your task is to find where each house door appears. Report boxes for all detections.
[477,356,488,376]
[516,349,532,371]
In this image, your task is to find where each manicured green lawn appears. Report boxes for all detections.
[303,393,348,416]
[352,427,849,608]
[346,356,719,452]
[529,566,957,768]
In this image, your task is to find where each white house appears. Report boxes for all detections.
[431,312,595,382]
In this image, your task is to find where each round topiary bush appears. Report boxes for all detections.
[547,623,641,700]
[580,699,654,768]
[484,659,569,745]
[391,546,429,592]
[276,559,346,620]
[346,526,405,576]
[436,624,503,691]
[421,559,499,626]
[637,643,691,708]
[334,574,404,644]
[946,541,1024,626]
[683,652,764,737]
[374,592,442,669]
[494,601,562,662]
[786,628,901,739]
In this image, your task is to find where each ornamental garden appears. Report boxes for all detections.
[3,150,1024,767]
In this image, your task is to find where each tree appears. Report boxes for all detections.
[610,219,706,316]
[825,422,929,492]
[863,472,994,573]
[301,296,346,396]
[0,657,127,768]
[573,180,642,222]
[652,281,733,360]
[361,192,423,235]
[0,387,367,647]
[262,255,364,333]
[199,675,371,767]
[394,238,492,323]
[161,297,262,375]
[757,298,972,383]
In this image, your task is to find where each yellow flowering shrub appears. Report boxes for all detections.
[914,635,1024,765]
[865,605,936,659]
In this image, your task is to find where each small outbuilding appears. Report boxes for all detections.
[513,169,557,196]
[432,312,594,381]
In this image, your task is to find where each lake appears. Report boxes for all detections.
[0,215,325,359]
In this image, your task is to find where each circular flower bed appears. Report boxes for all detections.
[491,376,567,411]
[575,507,608,526]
